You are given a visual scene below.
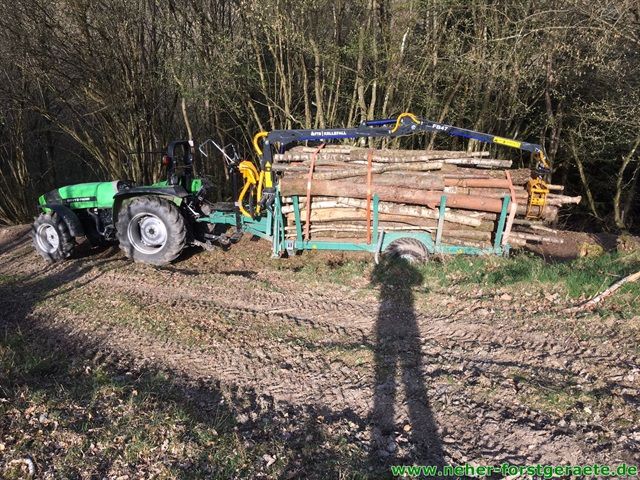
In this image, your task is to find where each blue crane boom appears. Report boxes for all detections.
[252,112,550,218]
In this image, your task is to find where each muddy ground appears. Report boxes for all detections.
[1,225,639,478]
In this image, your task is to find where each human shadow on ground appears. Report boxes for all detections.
[369,255,445,469]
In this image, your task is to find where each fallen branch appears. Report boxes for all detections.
[564,270,640,313]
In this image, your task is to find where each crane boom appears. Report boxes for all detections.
[252,112,550,217]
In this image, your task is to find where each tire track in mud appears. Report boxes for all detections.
[8,307,561,465]
[1,244,638,465]
[37,270,374,417]
[21,297,629,466]
[8,247,633,379]
[92,269,640,394]
[9,259,640,410]
[70,266,638,393]
[69,266,639,464]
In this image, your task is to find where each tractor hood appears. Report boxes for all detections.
[39,181,121,209]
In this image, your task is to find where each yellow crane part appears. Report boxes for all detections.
[390,112,420,133]
[252,131,268,156]
[252,130,272,216]
[525,150,551,219]
[525,177,549,219]
[237,160,260,218]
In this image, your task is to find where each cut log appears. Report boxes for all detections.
[442,187,581,206]
[508,232,564,244]
[284,171,445,188]
[335,198,482,226]
[280,178,508,213]
[344,148,490,161]
[272,146,575,250]
[285,212,495,233]
[282,147,489,161]
[444,178,513,189]
[282,198,483,226]
[284,225,490,241]
[285,208,427,225]
[442,158,512,168]
[284,225,431,233]
[274,161,444,173]
[512,218,558,234]
[275,153,508,168]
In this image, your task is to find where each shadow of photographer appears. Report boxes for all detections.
[370,254,445,468]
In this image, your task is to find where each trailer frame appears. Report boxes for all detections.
[199,189,512,261]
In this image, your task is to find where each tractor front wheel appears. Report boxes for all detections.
[116,196,186,265]
[32,213,76,262]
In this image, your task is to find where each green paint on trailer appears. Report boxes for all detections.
[197,188,511,259]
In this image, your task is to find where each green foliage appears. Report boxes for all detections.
[424,252,640,300]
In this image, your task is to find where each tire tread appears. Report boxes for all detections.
[116,196,186,265]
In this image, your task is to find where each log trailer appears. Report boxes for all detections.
[32,113,551,265]
[202,112,550,261]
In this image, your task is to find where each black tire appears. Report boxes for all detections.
[32,212,76,262]
[116,196,186,266]
[384,238,429,264]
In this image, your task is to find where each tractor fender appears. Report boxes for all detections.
[43,204,85,237]
[112,186,189,218]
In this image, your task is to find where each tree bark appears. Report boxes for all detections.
[281,178,507,213]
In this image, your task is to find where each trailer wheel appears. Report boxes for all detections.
[32,212,76,262]
[116,196,186,265]
[384,238,429,264]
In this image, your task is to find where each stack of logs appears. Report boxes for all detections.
[276,145,580,249]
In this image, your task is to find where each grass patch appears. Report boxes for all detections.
[0,327,246,479]
[419,252,640,316]
[513,374,605,418]
[285,257,372,288]
[53,287,338,350]
[325,343,373,368]
[44,290,225,348]
[420,251,640,308]
[281,250,640,315]
[0,273,20,285]
[470,368,632,423]
[261,321,326,343]
[279,250,640,306]
[437,252,639,297]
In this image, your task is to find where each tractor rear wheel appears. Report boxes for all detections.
[32,213,76,262]
[384,238,429,264]
[116,196,186,266]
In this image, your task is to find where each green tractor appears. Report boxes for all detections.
[32,140,240,266]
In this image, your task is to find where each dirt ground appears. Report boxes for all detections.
[1,225,639,477]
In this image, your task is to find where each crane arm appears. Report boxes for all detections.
[252,112,550,216]
[257,112,549,172]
